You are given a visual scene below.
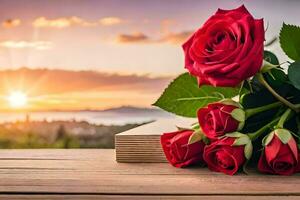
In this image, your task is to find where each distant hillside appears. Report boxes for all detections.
[101,106,163,114]
[25,106,166,113]
[0,120,145,149]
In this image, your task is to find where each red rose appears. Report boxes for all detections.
[161,130,205,168]
[203,137,246,175]
[258,130,300,175]
[198,102,244,140]
[183,5,264,87]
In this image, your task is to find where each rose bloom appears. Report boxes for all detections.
[161,130,205,168]
[258,132,300,175]
[183,5,264,87]
[204,137,245,175]
[198,102,241,140]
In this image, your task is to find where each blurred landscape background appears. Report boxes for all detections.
[0,0,298,148]
[0,106,172,148]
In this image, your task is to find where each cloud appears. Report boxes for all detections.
[116,30,192,45]
[160,19,177,35]
[0,40,53,50]
[2,19,21,28]
[160,31,193,44]
[32,16,124,28]
[116,32,149,43]
[99,17,124,26]
[0,68,171,95]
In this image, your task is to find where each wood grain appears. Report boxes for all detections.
[115,119,194,162]
[0,149,299,199]
[0,195,299,200]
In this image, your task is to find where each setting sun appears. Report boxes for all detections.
[7,91,28,108]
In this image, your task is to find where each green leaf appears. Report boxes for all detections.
[264,51,279,65]
[253,53,287,88]
[262,132,274,146]
[244,142,253,160]
[262,51,287,87]
[225,132,245,138]
[219,99,242,108]
[232,136,250,146]
[275,129,292,144]
[265,69,287,87]
[188,131,202,145]
[279,23,300,61]
[153,73,240,117]
[230,108,246,122]
[202,135,210,144]
[242,159,250,174]
[176,126,191,131]
[237,121,245,131]
[260,60,279,73]
[191,123,200,130]
[297,116,300,136]
[288,61,300,90]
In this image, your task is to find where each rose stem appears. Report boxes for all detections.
[247,117,280,141]
[245,101,282,118]
[260,60,279,73]
[257,73,299,113]
[277,108,294,128]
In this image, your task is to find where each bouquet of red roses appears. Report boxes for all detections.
[154,5,300,175]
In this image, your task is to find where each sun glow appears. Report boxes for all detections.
[7,91,28,108]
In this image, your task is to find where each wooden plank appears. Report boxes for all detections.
[0,195,298,200]
[0,149,299,197]
[115,119,194,162]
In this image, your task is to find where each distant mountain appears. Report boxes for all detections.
[4,106,166,114]
[101,106,163,114]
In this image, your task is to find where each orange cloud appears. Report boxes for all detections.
[116,32,149,43]
[33,17,77,28]
[160,31,193,44]
[0,40,53,50]
[116,31,192,45]
[160,19,177,34]
[0,68,171,96]
[33,16,124,28]
[99,17,124,26]
[2,19,21,28]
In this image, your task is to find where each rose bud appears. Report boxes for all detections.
[182,5,264,87]
[203,133,251,175]
[198,101,245,140]
[161,130,205,168]
[258,129,300,175]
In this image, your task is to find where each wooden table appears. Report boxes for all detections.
[0,149,299,199]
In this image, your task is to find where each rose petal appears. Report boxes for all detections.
[161,130,204,168]
[203,137,244,175]
[258,152,276,174]
[216,5,251,16]
[265,136,282,163]
[182,33,195,72]
[272,152,295,175]
[206,76,241,87]
[287,138,298,163]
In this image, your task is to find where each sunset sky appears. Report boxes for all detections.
[0,0,298,111]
